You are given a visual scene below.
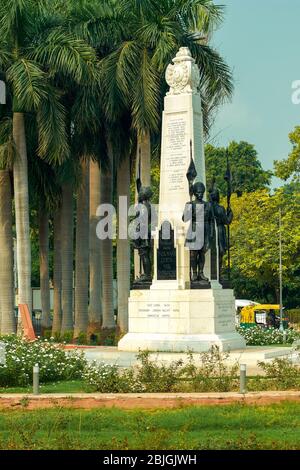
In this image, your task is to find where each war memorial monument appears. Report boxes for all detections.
[118,47,246,352]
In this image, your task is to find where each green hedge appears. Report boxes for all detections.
[287,309,300,324]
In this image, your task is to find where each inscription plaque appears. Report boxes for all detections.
[157,221,176,280]
[165,115,187,192]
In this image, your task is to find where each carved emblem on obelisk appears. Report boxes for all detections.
[165,47,200,95]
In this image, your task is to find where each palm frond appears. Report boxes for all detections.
[67,0,124,50]
[71,84,101,135]
[36,87,69,164]
[131,48,160,132]
[31,28,97,84]
[119,0,162,20]
[6,59,48,110]
[171,0,224,35]
[0,116,15,169]
[100,47,129,122]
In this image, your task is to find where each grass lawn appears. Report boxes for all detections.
[0,402,299,449]
[0,380,86,394]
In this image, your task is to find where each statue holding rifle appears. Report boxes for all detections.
[183,141,214,285]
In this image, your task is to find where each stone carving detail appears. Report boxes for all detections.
[166,47,200,95]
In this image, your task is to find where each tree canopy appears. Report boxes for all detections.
[274,126,300,182]
[228,188,300,306]
[205,141,272,196]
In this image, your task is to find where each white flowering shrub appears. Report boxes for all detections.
[237,326,300,346]
[0,335,87,387]
[83,351,187,393]
[82,361,146,393]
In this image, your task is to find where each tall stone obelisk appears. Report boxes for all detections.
[152,47,208,290]
[118,48,246,353]
[158,47,205,226]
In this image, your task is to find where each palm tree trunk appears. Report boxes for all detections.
[134,130,151,277]
[52,208,62,335]
[0,170,16,334]
[88,159,102,330]
[101,154,115,330]
[74,159,89,337]
[13,113,32,314]
[39,207,51,330]
[117,154,130,333]
[61,182,74,333]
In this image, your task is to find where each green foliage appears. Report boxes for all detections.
[92,328,119,346]
[205,141,272,196]
[274,126,300,182]
[0,117,15,170]
[83,347,239,393]
[82,361,141,393]
[60,331,74,344]
[0,335,87,387]
[287,309,300,324]
[251,358,300,391]
[134,350,184,392]
[101,0,233,134]
[182,347,239,392]
[229,188,300,301]
[43,329,53,340]
[237,326,300,346]
[75,332,87,345]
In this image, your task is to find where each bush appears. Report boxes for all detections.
[61,331,73,344]
[75,332,87,345]
[182,347,239,392]
[43,330,52,341]
[248,358,300,391]
[0,335,87,387]
[82,361,144,393]
[237,326,300,345]
[82,347,239,393]
[134,350,184,392]
[287,309,300,325]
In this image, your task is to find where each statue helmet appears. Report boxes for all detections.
[209,187,220,203]
[138,186,153,202]
[192,182,205,194]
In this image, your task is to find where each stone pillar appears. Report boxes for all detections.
[152,47,209,290]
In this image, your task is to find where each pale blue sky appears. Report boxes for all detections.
[210,0,300,184]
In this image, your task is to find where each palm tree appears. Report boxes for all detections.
[60,181,74,333]
[100,150,115,330]
[52,208,62,335]
[89,159,102,330]
[0,0,98,320]
[0,169,15,334]
[0,115,16,334]
[38,208,51,330]
[74,158,90,337]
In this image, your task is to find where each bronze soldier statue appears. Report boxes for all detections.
[183,182,214,283]
[131,186,153,283]
[209,187,233,279]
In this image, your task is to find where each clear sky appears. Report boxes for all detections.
[210,0,300,184]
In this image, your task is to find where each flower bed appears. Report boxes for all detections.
[0,335,87,387]
[237,326,300,345]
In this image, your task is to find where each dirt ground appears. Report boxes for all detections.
[0,392,299,410]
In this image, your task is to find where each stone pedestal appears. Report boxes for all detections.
[118,286,245,352]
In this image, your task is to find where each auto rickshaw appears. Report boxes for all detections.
[240,304,289,329]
